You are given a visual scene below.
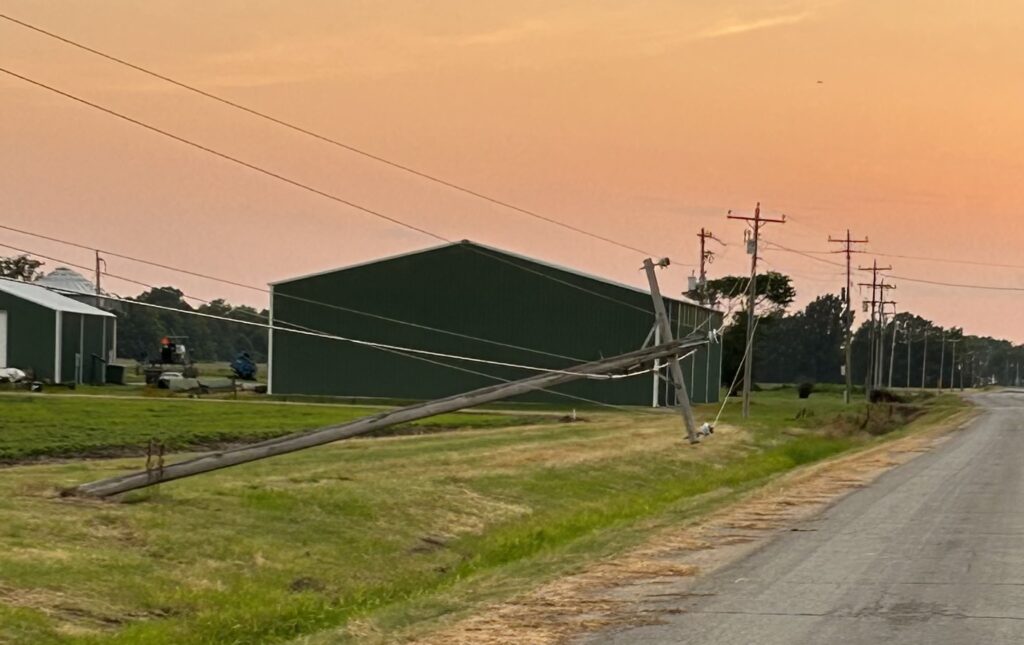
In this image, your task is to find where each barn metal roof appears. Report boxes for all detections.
[0,278,114,317]
[270,240,720,312]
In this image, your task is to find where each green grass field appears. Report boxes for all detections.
[0,390,967,644]
[0,396,554,462]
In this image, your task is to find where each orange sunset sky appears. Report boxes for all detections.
[2,1,1022,341]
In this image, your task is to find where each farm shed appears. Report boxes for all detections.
[269,241,722,406]
[0,279,116,384]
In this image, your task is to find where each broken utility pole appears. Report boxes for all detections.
[69,335,711,498]
[728,203,785,418]
[643,257,699,444]
[828,230,868,404]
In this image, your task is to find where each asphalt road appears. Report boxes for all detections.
[586,392,1024,644]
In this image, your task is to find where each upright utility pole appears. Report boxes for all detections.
[949,339,960,392]
[906,325,913,388]
[94,250,105,295]
[938,331,947,391]
[829,231,868,404]
[857,261,893,392]
[876,295,896,388]
[888,314,899,389]
[921,330,929,388]
[728,203,785,418]
[695,228,721,305]
[643,258,700,443]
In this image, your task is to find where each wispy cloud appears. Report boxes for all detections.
[691,10,814,41]
[443,20,553,47]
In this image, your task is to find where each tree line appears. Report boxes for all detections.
[116,287,269,364]
[694,273,1024,389]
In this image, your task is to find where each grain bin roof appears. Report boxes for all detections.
[0,278,114,317]
[35,267,100,295]
[270,240,720,312]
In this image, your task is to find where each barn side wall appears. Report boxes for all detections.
[271,244,722,406]
[0,292,56,381]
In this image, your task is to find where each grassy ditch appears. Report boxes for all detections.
[0,390,966,644]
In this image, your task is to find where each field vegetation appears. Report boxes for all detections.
[0,389,966,643]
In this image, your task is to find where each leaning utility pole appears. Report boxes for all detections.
[643,258,700,443]
[728,203,785,417]
[829,230,868,403]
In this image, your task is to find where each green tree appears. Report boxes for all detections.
[0,255,44,281]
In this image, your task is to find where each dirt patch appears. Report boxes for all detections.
[413,409,975,645]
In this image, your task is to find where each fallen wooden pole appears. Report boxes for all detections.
[68,336,709,498]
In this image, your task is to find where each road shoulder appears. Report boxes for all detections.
[413,405,977,645]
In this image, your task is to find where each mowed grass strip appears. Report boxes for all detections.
[0,391,965,644]
[0,395,553,462]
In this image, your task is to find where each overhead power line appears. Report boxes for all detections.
[764,240,1024,293]
[0,12,672,261]
[761,240,846,268]
[763,238,1024,272]
[874,251,1024,271]
[0,68,654,315]
[882,274,1024,293]
[0,66,446,243]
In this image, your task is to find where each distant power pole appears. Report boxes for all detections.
[728,203,785,418]
[949,340,957,390]
[938,331,947,391]
[94,250,105,295]
[888,313,899,389]
[858,260,894,393]
[906,324,913,388]
[695,228,722,305]
[828,230,868,404]
[876,296,896,388]
[921,329,929,388]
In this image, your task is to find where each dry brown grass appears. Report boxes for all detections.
[414,408,974,645]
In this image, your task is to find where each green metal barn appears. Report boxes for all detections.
[268,241,722,406]
[0,279,116,384]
